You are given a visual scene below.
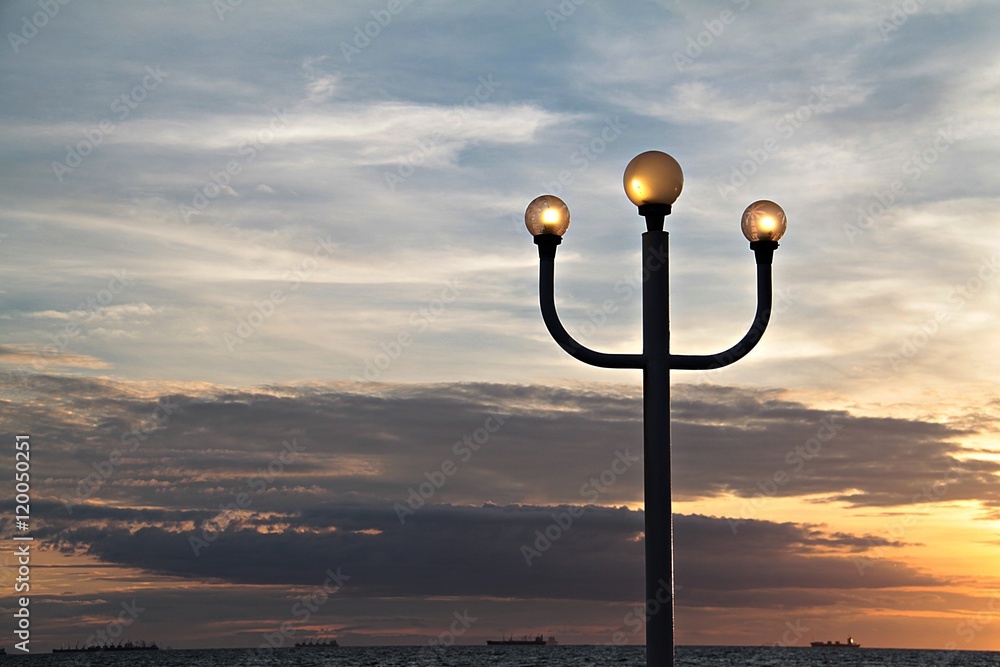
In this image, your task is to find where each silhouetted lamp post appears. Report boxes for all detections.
[525,151,786,667]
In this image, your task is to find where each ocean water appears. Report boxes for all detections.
[6,645,999,666]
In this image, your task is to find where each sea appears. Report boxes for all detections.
[5,645,1000,666]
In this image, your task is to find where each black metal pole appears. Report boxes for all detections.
[532,215,776,667]
[642,230,673,667]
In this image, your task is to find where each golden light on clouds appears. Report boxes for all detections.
[0,344,110,369]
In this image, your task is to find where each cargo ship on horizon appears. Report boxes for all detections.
[52,640,158,653]
[486,634,555,645]
[294,639,339,648]
[810,636,860,648]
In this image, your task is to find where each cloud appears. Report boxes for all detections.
[15,303,160,322]
[8,375,998,523]
[40,503,942,610]
[3,0,998,401]
[673,514,940,610]
[0,344,111,369]
[669,384,1000,509]
[3,374,973,615]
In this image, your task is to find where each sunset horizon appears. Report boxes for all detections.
[4,375,999,652]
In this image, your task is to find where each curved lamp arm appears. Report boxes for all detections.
[669,242,776,370]
[537,238,643,369]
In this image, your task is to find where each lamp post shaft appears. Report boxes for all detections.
[529,189,781,667]
[642,231,673,667]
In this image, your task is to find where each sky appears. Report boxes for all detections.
[1,0,999,654]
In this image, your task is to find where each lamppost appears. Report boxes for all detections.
[524,150,786,667]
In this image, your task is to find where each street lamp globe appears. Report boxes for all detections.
[623,151,684,207]
[741,200,787,242]
[525,194,570,237]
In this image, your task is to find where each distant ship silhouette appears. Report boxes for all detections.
[294,639,339,648]
[810,635,860,648]
[487,634,555,645]
[53,640,158,653]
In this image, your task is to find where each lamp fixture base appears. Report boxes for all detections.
[534,234,562,258]
[637,203,672,232]
[750,239,779,265]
